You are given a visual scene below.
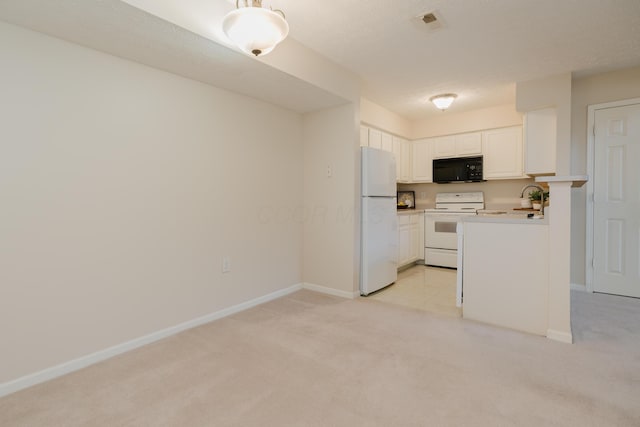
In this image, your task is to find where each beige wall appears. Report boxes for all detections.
[360,97,412,138]
[263,38,361,103]
[516,73,572,175]
[0,23,305,383]
[302,103,360,295]
[411,104,522,139]
[399,179,534,210]
[569,66,640,286]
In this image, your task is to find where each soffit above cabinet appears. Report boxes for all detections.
[0,0,348,114]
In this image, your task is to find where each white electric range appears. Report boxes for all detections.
[424,191,485,268]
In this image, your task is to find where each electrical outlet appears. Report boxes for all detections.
[326,165,332,178]
[222,256,231,273]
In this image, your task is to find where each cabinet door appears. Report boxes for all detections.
[432,135,456,158]
[368,128,383,149]
[524,108,557,175]
[401,139,412,182]
[381,131,394,153]
[409,214,422,262]
[393,136,411,183]
[392,136,402,181]
[482,126,524,179]
[416,212,424,261]
[360,125,369,147]
[412,138,433,182]
[398,225,411,267]
[455,132,482,156]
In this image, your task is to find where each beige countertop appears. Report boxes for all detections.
[463,213,548,225]
[396,209,425,215]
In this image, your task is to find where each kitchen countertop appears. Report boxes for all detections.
[463,213,548,225]
[396,208,425,215]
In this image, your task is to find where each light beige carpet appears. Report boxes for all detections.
[1,289,639,426]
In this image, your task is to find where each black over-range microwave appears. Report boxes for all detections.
[433,156,484,183]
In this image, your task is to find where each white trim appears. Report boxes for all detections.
[586,97,640,293]
[302,282,358,299]
[0,283,303,398]
[570,283,588,292]
[546,329,573,344]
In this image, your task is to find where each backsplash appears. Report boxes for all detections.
[398,178,536,210]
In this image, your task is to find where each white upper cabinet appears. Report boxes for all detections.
[361,124,410,182]
[393,136,411,183]
[455,132,483,156]
[361,125,394,153]
[362,123,525,183]
[433,132,482,158]
[482,126,524,179]
[381,131,394,152]
[432,135,456,158]
[368,128,383,150]
[524,108,557,176]
[412,138,433,182]
[360,125,369,147]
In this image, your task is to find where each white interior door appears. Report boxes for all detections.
[593,103,640,297]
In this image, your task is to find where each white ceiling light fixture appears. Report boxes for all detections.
[430,93,457,111]
[222,0,289,57]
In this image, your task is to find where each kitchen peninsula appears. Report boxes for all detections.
[459,176,588,343]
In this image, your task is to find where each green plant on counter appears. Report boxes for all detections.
[528,189,549,202]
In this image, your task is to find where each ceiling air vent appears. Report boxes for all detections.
[422,13,437,24]
[417,10,444,31]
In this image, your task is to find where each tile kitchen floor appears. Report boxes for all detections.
[368,265,462,317]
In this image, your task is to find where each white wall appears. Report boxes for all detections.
[570,66,640,286]
[302,104,360,296]
[0,22,304,383]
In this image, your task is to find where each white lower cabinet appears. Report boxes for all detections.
[398,212,424,268]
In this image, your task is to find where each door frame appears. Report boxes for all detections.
[586,97,640,292]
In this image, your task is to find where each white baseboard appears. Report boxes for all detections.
[546,329,573,344]
[302,282,358,299]
[570,283,587,292]
[0,283,303,398]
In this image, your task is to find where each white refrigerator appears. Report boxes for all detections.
[360,147,398,296]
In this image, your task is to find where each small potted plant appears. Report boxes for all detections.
[529,189,549,210]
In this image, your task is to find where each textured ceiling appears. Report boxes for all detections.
[2,0,640,120]
[126,0,640,119]
[279,0,640,119]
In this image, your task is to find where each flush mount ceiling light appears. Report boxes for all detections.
[222,0,289,57]
[430,93,457,111]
